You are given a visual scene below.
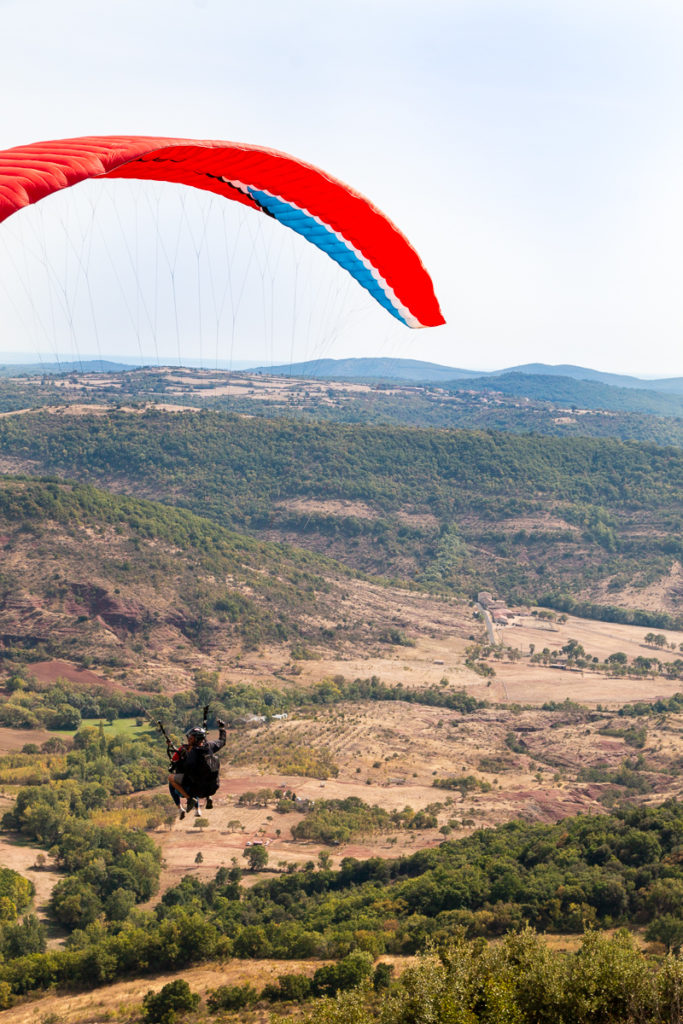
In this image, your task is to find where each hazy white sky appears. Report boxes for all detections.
[2,0,683,376]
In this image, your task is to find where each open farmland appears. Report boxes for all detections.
[5,627,683,915]
[152,688,683,886]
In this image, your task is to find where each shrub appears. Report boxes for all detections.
[206,983,257,1012]
[262,972,312,1002]
[142,980,199,1024]
[373,962,394,990]
[312,950,373,997]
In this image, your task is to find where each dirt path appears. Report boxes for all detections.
[476,602,500,647]
[0,829,66,945]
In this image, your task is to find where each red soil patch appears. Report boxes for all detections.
[28,659,115,691]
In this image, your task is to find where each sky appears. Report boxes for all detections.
[1,0,683,376]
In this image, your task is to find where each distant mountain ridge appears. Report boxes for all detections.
[461,372,683,419]
[251,357,483,383]
[249,356,683,396]
[2,354,680,395]
[0,355,257,373]
[496,363,683,396]
[0,359,136,376]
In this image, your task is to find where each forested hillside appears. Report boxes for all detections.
[460,372,683,417]
[0,409,679,618]
[0,477,364,687]
[266,384,683,446]
[229,382,683,446]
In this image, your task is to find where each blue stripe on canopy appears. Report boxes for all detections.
[247,187,407,325]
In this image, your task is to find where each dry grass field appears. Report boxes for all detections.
[239,593,683,710]
[494,613,683,705]
[154,689,682,878]
[0,957,339,1024]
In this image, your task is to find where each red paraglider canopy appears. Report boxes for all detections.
[0,136,445,329]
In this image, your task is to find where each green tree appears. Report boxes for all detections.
[373,962,394,991]
[0,869,33,921]
[104,888,135,923]
[50,877,102,930]
[207,983,257,1011]
[142,980,199,1024]
[262,972,312,1002]
[244,844,269,871]
[312,951,373,997]
[1,914,46,958]
[646,914,683,953]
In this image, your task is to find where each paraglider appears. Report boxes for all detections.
[0,138,445,828]
[0,135,444,329]
[151,708,226,820]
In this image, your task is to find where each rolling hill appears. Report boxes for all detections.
[459,372,683,418]
[250,356,683,395]
[0,408,679,622]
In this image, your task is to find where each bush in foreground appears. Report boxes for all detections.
[206,982,258,1012]
[142,980,199,1024]
[284,929,683,1024]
